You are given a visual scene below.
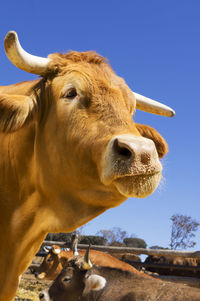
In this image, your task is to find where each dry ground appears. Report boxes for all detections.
[15,256,51,301]
[15,272,51,301]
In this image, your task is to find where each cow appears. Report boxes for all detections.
[144,255,200,277]
[33,245,144,280]
[0,30,174,300]
[39,249,200,301]
[112,252,141,263]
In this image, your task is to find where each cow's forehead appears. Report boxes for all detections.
[48,50,113,83]
[66,256,85,269]
[62,266,74,276]
[51,62,135,111]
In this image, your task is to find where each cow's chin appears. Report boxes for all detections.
[113,172,162,198]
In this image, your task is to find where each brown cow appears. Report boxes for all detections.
[144,255,200,277]
[39,251,200,301]
[33,245,144,280]
[112,252,141,263]
[0,31,174,300]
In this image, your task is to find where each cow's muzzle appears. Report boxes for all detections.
[101,134,162,197]
[39,290,50,301]
[35,271,46,280]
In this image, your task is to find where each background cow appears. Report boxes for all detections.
[144,255,200,277]
[0,31,174,300]
[33,245,144,280]
[39,251,200,301]
[112,252,141,264]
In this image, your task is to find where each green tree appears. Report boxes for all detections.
[45,225,86,243]
[79,235,107,245]
[123,237,147,248]
[170,214,200,250]
[111,241,125,247]
[45,232,72,242]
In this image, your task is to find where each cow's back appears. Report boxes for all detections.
[78,250,143,275]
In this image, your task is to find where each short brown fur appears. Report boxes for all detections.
[0,49,168,300]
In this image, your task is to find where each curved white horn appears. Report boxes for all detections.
[43,246,49,253]
[71,233,79,256]
[134,92,175,117]
[4,31,50,76]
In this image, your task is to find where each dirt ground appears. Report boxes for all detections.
[15,272,52,301]
[15,271,52,301]
[15,257,51,301]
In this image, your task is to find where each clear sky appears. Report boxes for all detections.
[0,0,200,249]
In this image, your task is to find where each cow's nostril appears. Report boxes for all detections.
[39,292,45,300]
[113,139,132,159]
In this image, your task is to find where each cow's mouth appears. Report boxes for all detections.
[113,171,162,198]
[36,272,46,280]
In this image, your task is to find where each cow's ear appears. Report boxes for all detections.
[83,275,106,296]
[0,94,37,133]
[135,123,168,158]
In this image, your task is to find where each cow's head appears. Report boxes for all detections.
[34,245,70,280]
[2,32,175,221]
[39,247,102,301]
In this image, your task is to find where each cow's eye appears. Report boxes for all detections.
[65,88,77,100]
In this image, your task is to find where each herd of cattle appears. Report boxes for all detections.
[33,244,200,281]
[26,242,200,300]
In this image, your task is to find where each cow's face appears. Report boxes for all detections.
[39,260,86,301]
[34,246,66,280]
[39,256,93,301]
[34,53,167,208]
[0,51,168,212]
[39,255,106,301]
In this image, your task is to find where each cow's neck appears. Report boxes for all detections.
[0,79,123,300]
[0,122,107,300]
[0,124,42,299]
[0,99,47,299]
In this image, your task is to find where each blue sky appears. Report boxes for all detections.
[1,1,200,249]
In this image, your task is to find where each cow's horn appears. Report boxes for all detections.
[71,233,79,256]
[43,246,49,253]
[83,244,93,270]
[134,92,175,117]
[4,31,50,76]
